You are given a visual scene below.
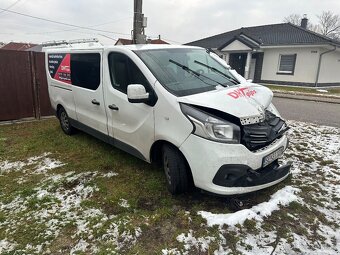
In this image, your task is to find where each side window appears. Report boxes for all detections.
[108,52,150,94]
[108,53,129,93]
[71,53,100,90]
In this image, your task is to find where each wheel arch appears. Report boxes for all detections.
[150,140,194,184]
[56,104,64,117]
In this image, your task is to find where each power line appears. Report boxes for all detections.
[0,0,24,15]
[0,7,131,36]
[26,16,132,35]
[0,5,183,45]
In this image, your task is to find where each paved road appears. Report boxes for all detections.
[273,97,340,128]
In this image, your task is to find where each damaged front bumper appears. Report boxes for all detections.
[213,160,291,189]
[180,133,291,195]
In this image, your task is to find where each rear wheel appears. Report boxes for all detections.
[58,107,75,135]
[162,144,191,195]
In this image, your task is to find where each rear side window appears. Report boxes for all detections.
[71,53,101,90]
[48,53,101,89]
[108,52,149,94]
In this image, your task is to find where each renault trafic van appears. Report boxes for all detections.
[45,42,291,195]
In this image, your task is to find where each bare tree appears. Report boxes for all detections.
[284,11,340,40]
[283,14,319,32]
[317,11,340,39]
[283,14,302,26]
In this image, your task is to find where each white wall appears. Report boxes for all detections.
[318,49,340,83]
[261,47,320,83]
[220,40,252,51]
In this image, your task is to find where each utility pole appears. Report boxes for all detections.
[133,0,147,44]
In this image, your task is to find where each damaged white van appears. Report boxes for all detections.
[45,42,291,195]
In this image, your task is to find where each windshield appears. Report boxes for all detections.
[134,48,239,96]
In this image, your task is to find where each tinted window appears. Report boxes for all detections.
[108,52,149,94]
[71,53,100,90]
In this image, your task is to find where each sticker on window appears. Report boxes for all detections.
[48,54,71,84]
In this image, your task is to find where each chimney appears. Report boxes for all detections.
[301,14,308,29]
[158,34,161,40]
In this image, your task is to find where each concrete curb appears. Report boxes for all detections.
[273,91,340,104]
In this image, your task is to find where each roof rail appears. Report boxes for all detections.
[42,38,99,47]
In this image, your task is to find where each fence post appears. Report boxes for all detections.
[29,51,41,119]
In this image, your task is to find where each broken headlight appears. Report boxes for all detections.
[181,104,240,143]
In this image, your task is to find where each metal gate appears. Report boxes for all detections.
[0,50,53,121]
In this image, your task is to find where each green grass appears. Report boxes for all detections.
[0,118,338,254]
[263,84,340,95]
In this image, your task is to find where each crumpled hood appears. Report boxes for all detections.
[178,83,273,119]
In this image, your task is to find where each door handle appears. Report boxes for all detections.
[108,104,119,111]
[91,99,100,105]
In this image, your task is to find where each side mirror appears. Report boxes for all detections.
[246,79,253,83]
[127,84,150,103]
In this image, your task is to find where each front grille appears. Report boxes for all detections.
[241,110,288,151]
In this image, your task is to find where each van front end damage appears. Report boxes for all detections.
[180,132,291,195]
[178,84,291,195]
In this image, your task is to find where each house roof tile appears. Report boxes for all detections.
[186,23,340,49]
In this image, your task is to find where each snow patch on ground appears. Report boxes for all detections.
[0,154,143,254]
[102,171,118,178]
[176,230,215,253]
[0,239,17,253]
[0,152,65,176]
[198,186,300,227]
[118,198,130,208]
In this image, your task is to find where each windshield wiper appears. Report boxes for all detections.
[169,59,226,87]
[194,60,239,85]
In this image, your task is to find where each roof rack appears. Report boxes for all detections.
[42,38,99,47]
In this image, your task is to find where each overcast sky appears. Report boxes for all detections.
[1,0,340,45]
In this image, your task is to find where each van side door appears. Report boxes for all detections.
[71,52,108,136]
[103,50,156,161]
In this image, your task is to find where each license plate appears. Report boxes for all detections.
[262,147,284,167]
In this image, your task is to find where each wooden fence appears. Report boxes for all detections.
[0,50,54,121]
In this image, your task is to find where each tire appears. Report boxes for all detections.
[58,107,75,135]
[162,144,191,195]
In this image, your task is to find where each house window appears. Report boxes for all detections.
[277,54,296,75]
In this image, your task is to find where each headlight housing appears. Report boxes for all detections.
[266,103,281,117]
[181,104,240,143]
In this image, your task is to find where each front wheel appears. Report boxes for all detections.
[162,144,191,195]
[58,107,75,135]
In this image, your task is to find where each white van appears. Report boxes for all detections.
[45,42,291,195]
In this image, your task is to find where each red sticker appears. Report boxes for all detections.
[228,87,256,99]
[54,53,71,84]
[48,53,71,84]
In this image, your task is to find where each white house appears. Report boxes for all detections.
[186,18,340,87]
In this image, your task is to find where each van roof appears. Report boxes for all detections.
[44,43,201,52]
[114,44,200,51]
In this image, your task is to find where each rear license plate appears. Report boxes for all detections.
[262,147,284,167]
